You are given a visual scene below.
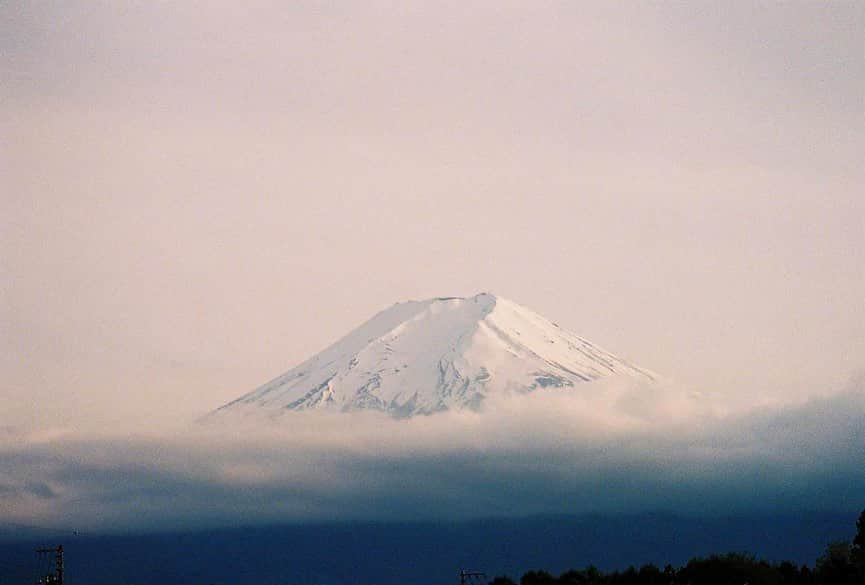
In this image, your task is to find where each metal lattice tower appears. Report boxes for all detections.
[35,545,63,585]
[460,569,486,585]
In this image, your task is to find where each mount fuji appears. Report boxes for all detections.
[211,293,658,419]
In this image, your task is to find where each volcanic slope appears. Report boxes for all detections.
[213,293,656,418]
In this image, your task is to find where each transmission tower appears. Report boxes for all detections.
[460,568,486,585]
[35,545,63,585]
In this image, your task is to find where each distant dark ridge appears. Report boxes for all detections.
[0,512,856,585]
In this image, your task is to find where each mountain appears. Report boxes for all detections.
[211,293,656,419]
[2,513,855,584]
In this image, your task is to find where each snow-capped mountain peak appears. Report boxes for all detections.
[211,293,655,418]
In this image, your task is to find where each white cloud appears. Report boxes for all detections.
[2,379,863,532]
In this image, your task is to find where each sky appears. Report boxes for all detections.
[1,2,864,531]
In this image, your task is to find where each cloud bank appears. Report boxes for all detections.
[2,377,863,533]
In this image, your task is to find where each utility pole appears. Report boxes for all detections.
[35,545,63,585]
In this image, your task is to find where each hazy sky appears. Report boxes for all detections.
[2,2,863,427]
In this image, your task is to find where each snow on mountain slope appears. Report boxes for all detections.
[211,293,657,419]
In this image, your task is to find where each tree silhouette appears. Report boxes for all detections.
[854,508,865,550]
[815,540,858,584]
[852,508,865,578]
[484,508,865,585]
[677,552,779,585]
[520,570,557,585]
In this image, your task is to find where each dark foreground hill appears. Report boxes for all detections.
[0,512,856,585]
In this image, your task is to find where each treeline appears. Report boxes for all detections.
[488,509,864,585]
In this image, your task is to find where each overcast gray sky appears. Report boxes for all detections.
[2,2,863,427]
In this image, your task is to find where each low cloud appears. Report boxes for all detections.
[1,377,863,533]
